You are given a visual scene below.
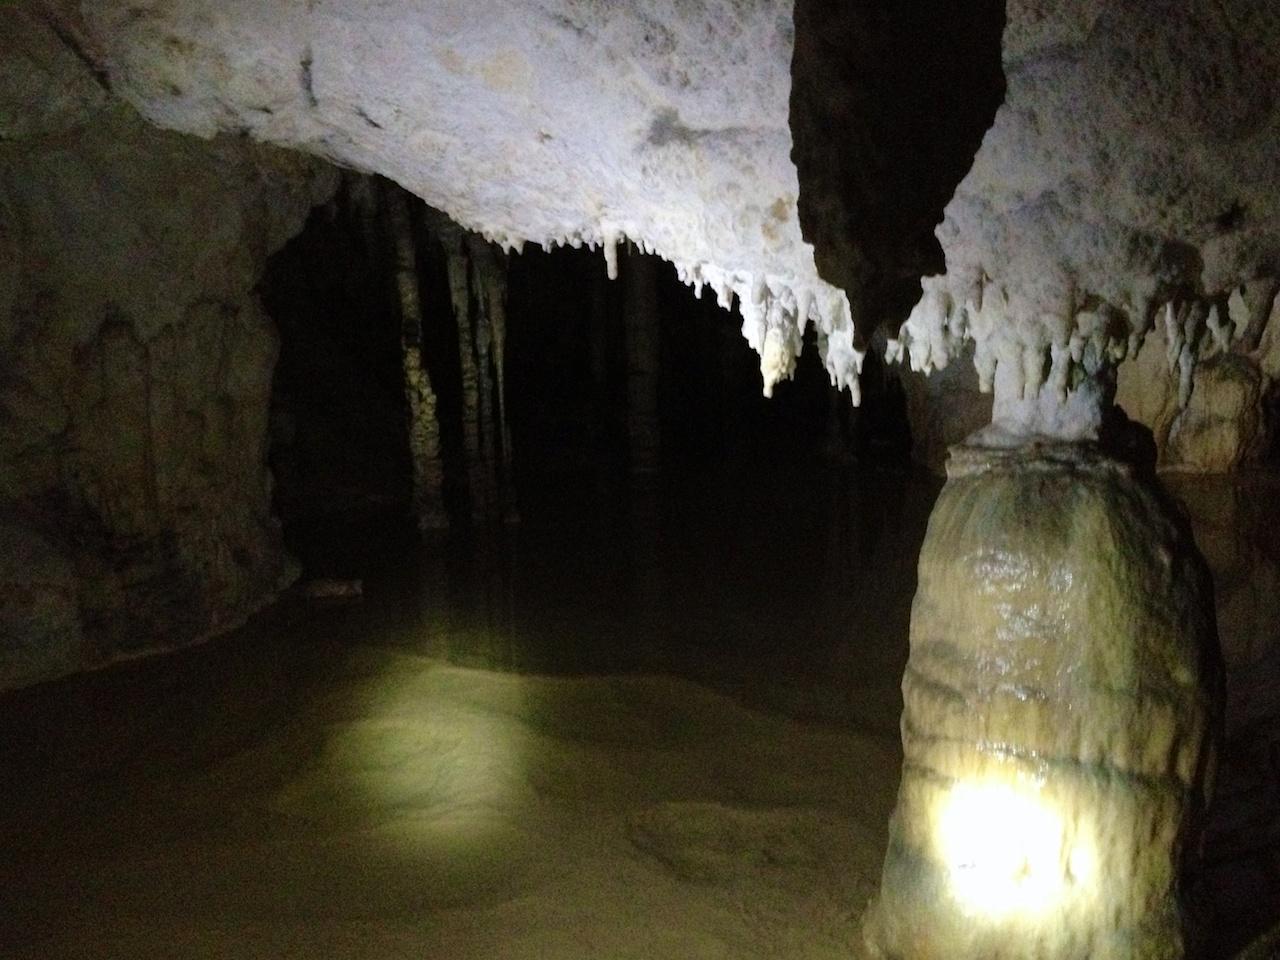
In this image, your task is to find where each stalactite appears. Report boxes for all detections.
[342,173,381,268]
[412,208,517,527]
[466,236,499,520]
[588,261,610,442]
[429,214,488,523]
[469,236,518,524]
[382,181,447,530]
[622,246,661,475]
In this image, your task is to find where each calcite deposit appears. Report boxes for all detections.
[1115,287,1280,472]
[64,0,864,401]
[885,0,1280,442]
[865,442,1217,959]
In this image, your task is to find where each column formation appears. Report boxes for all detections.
[864,437,1217,959]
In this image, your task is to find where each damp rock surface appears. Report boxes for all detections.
[0,520,83,688]
[866,442,1218,960]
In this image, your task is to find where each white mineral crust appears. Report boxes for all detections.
[77,0,862,401]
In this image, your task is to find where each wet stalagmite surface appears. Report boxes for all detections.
[866,443,1216,960]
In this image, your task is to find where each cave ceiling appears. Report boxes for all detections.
[17,0,1280,423]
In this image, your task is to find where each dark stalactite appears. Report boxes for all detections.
[383,179,448,531]
[789,0,1007,345]
[622,246,661,476]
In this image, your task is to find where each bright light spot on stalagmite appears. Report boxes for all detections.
[935,780,1095,919]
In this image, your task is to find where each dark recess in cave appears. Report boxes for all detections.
[260,177,417,574]
[259,176,915,579]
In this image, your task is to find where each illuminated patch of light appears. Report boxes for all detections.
[934,780,1094,918]
[268,658,534,842]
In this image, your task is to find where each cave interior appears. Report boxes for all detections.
[2,1,1280,958]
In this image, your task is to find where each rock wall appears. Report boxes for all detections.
[1117,288,1280,473]
[0,11,335,688]
[1166,475,1280,953]
[895,340,992,473]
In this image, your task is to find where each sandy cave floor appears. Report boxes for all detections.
[0,465,920,960]
[0,650,898,959]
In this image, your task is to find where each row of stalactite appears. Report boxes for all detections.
[341,173,518,530]
[343,173,664,530]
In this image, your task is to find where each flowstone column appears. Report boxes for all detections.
[864,438,1217,960]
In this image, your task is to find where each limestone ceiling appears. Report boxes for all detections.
[895,0,1280,434]
[23,0,1280,428]
[66,0,862,400]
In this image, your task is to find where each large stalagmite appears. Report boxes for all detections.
[850,4,1276,952]
[865,441,1217,959]
[835,6,1275,948]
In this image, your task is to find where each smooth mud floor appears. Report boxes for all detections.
[0,464,1276,959]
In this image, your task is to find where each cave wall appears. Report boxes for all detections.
[1117,288,1280,473]
[895,343,992,473]
[0,12,335,688]
[900,286,1280,475]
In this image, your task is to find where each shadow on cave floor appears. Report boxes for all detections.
[0,464,1276,957]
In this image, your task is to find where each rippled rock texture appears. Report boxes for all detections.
[865,443,1218,959]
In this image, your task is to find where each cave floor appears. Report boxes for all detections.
[0,464,1277,958]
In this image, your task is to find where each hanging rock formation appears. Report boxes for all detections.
[1116,285,1280,472]
[419,209,516,525]
[897,282,1280,475]
[465,232,517,522]
[64,0,865,403]
[876,0,1280,445]
[623,248,663,476]
[788,0,1006,348]
[384,181,448,531]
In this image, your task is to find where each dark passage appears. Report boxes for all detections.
[259,174,914,578]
